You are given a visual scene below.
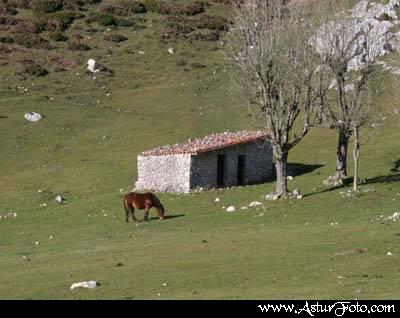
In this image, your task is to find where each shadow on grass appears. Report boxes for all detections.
[287,163,325,177]
[149,213,185,221]
[268,163,324,182]
[302,184,346,198]
[365,173,400,185]
[391,160,400,173]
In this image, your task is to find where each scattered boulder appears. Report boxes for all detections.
[249,201,263,207]
[24,112,43,122]
[265,193,281,201]
[87,59,100,73]
[323,176,344,186]
[55,194,66,204]
[292,189,302,200]
[226,206,236,212]
[386,212,400,221]
[168,47,175,54]
[70,281,100,290]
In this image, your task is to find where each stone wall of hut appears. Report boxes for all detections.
[135,141,273,193]
[135,154,192,193]
[190,141,273,190]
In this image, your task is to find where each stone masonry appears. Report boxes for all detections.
[134,130,273,193]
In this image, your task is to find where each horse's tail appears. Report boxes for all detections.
[151,193,165,214]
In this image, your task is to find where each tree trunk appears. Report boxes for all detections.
[275,150,289,196]
[335,130,349,181]
[353,127,360,192]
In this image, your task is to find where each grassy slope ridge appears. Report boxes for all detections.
[0,0,400,299]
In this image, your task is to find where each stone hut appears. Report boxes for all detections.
[135,130,273,193]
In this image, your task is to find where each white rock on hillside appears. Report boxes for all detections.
[314,0,400,74]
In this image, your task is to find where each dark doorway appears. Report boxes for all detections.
[237,155,246,186]
[217,154,226,187]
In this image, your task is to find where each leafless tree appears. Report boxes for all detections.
[314,0,383,186]
[228,0,328,196]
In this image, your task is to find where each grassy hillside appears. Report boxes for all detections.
[0,0,400,299]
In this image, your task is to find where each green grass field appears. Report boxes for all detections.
[1,0,400,299]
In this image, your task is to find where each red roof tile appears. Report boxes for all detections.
[140,130,271,156]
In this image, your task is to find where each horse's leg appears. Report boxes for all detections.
[131,207,138,223]
[124,201,130,223]
[125,207,130,223]
[143,203,151,222]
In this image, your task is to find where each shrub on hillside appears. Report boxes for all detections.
[14,33,52,49]
[6,0,30,8]
[99,1,146,16]
[187,31,219,41]
[166,14,228,32]
[31,0,63,14]
[122,0,146,14]
[0,43,12,53]
[193,14,228,31]
[21,59,48,76]
[49,31,68,41]
[104,33,127,42]
[62,0,83,10]
[142,0,160,13]
[146,0,206,16]
[67,38,90,50]
[0,35,15,43]
[33,11,79,32]
[114,17,134,27]
[47,53,77,69]
[0,3,18,15]
[81,0,102,4]
[85,11,115,26]
[0,15,19,25]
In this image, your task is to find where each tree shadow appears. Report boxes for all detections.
[302,177,355,198]
[286,163,325,177]
[266,163,325,183]
[364,160,400,185]
[0,115,7,119]
[365,173,400,185]
[391,160,400,173]
[302,184,346,198]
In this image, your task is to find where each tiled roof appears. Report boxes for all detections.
[140,130,271,156]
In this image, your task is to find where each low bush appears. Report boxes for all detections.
[0,36,15,43]
[0,4,18,15]
[146,0,206,15]
[31,0,63,14]
[21,59,48,76]
[85,11,115,26]
[114,17,134,26]
[67,38,90,50]
[7,0,31,9]
[186,31,219,41]
[49,31,68,41]
[0,15,19,25]
[14,33,52,49]
[99,1,146,16]
[104,33,127,42]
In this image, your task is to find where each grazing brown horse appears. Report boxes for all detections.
[123,192,165,222]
